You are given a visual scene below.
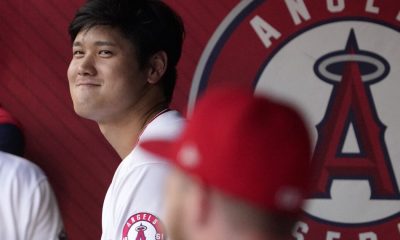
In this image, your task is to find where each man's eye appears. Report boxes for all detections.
[99,50,112,56]
[73,50,84,57]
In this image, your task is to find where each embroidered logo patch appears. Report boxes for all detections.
[122,212,166,240]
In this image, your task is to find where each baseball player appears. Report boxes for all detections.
[141,87,312,240]
[0,107,66,240]
[67,0,185,239]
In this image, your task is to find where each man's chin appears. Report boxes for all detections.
[73,105,101,122]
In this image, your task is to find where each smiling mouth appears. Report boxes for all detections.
[76,82,101,87]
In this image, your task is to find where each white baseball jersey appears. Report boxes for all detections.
[101,110,185,240]
[0,151,65,240]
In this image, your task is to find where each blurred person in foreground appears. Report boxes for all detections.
[0,106,66,240]
[142,87,312,240]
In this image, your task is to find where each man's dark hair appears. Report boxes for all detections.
[68,0,185,104]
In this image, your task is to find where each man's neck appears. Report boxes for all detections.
[98,96,168,159]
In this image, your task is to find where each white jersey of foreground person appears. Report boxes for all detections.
[0,150,66,240]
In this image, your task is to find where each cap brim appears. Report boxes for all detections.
[0,110,19,126]
[140,139,179,165]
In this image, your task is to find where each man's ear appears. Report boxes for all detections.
[147,51,168,84]
[190,180,212,226]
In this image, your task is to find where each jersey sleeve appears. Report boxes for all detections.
[0,153,66,240]
[101,112,184,240]
[27,178,66,240]
[103,161,171,240]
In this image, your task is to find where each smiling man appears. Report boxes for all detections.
[67,0,185,239]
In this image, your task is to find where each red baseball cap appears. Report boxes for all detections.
[141,87,312,215]
[0,107,20,126]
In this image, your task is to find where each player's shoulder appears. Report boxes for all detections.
[114,110,184,177]
[0,150,46,183]
[140,110,186,141]
[119,149,171,176]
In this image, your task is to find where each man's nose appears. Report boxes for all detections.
[77,55,96,76]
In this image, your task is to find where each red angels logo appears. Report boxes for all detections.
[188,0,400,239]
[122,213,165,240]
